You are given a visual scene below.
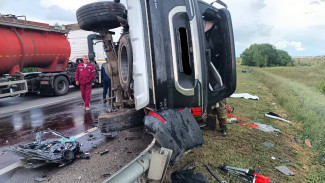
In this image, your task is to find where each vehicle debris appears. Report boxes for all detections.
[304,139,311,148]
[125,136,141,140]
[265,112,291,123]
[205,165,226,183]
[218,165,273,183]
[100,149,109,156]
[294,137,299,143]
[275,166,295,176]
[320,155,325,161]
[230,93,259,100]
[8,129,80,166]
[263,142,275,148]
[282,159,290,163]
[254,122,281,133]
[144,108,204,165]
[34,175,48,182]
[171,169,208,183]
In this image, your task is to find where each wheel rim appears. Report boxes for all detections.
[120,45,128,83]
[57,80,66,92]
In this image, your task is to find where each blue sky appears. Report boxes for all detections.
[0,0,324,57]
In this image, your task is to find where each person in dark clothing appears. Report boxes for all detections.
[101,62,111,102]
[202,9,228,137]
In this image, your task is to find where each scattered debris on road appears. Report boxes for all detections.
[34,176,48,182]
[265,112,291,123]
[8,129,80,166]
[275,166,295,176]
[125,136,141,140]
[230,93,259,100]
[100,149,109,156]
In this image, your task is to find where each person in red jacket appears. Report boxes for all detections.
[75,55,96,111]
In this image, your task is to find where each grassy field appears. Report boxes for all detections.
[166,60,325,182]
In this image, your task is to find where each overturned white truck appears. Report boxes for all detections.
[76,0,236,182]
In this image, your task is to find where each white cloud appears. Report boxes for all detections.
[275,40,305,51]
[39,0,97,11]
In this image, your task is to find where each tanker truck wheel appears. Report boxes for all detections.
[54,76,69,96]
[76,1,126,31]
[118,34,133,92]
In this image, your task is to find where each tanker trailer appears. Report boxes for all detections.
[0,14,73,98]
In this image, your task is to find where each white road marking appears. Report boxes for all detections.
[0,161,23,175]
[18,96,80,111]
[0,127,98,176]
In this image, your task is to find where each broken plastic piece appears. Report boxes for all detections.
[263,142,275,148]
[34,177,48,182]
[230,93,259,100]
[100,149,109,156]
[265,112,291,123]
[144,108,204,165]
[275,166,295,176]
[304,139,311,148]
[254,122,281,133]
[171,169,208,183]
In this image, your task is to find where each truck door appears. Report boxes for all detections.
[143,0,204,109]
[198,1,237,105]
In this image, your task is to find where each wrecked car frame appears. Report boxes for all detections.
[8,129,80,166]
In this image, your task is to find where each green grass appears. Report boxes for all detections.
[260,64,325,89]
[165,63,325,183]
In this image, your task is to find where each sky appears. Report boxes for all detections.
[0,0,324,57]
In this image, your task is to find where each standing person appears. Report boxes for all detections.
[202,9,228,137]
[101,62,111,102]
[75,55,96,111]
[205,100,228,137]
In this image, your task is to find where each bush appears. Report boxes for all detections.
[22,67,38,73]
[240,43,293,67]
[317,80,325,94]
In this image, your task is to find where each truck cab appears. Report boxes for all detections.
[128,0,236,114]
[76,0,236,181]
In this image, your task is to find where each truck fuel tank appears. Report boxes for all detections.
[0,15,71,75]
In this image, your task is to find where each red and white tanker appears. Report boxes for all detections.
[0,15,100,98]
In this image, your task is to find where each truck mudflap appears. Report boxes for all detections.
[144,108,204,164]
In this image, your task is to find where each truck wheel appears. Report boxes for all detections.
[98,109,144,137]
[118,34,133,91]
[76,1,126,31]
[54,76,69,96]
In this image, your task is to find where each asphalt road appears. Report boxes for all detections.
[0,87,108,173]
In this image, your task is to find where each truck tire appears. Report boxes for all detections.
[76,1,126,31]
[98,109,144,138]
[118,34,133,91]
[53,76,69,96]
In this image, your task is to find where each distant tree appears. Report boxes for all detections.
[240,43,293,67]
[54,22,62,29]
[277,49,293,66]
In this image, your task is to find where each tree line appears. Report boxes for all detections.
[240,43,293,67]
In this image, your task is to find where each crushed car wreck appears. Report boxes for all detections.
[75,0,236,181]
[8,130,80,166]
